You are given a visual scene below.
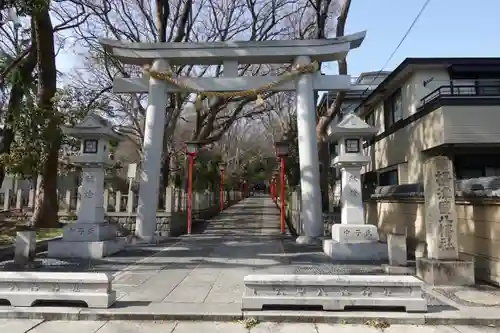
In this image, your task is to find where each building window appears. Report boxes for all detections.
[379,169,398,186]
[365,112,375,126]
[384,89,403,128]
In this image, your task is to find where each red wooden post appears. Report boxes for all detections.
[187,154,194,234]
[280,157,286,234]
[275,140,289,234]
[219,163,225,211]
[185,142,199,235]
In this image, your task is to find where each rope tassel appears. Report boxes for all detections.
[255,94,265,106]
[195,95,203,109]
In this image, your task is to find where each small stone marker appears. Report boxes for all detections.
[14,230,36,266]
[388,232,407,267]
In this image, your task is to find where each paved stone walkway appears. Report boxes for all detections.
[0,319,497,332]
[106,195,289,314]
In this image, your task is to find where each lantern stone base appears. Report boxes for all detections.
[48,237,125,259]
[323,240,388,262]
[416,257,475,286]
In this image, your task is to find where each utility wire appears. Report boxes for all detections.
[353,0,432,112]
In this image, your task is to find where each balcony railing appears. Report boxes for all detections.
[420,84,500,106]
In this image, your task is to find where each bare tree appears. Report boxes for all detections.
[61,0,337,189]
[316,0,351,138]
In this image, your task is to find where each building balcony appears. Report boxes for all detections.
[420,83,500,109]
[417,83,500,148]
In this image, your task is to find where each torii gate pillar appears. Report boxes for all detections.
[135,59,168,240]
[295,56,323,244]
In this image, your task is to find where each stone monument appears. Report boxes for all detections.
[48,114,126,259]
[416,156,475,285]
[323,113,388,261]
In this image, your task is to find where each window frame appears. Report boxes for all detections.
[384,88,403,128]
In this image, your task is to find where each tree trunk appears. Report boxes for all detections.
[0,23,38,188]
[30,2,60,229]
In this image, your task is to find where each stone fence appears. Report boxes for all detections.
[364,176,500,287]
[278,188,339,237]
[0,187,245,237]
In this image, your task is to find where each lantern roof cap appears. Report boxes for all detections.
[327,113,378,140]
[62,113,123,141]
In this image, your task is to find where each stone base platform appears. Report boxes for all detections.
[0,272,116,308]
[242,274,427,313]
[48,237,125,259]
[416,257,475,286]
[323,240,388,261]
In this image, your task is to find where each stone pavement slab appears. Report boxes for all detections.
[0,319,43,333]
[28,320,106,332]
[97,320,177,333]
[0,320,498,333]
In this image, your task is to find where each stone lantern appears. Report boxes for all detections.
[48,114,125,259]
[324,113,387,261]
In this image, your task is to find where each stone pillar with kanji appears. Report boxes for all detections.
[323,113,388,261]
[48,114,126,259]
[416,156,475,285]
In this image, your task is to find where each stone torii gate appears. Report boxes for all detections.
[100,31,366,244]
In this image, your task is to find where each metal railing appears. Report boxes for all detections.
[420,83,500,106]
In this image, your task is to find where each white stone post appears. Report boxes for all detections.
[115,191,121,212]
[65,190,72,213]
[136,59,169,241]
[28,188,35,209]
[3,189,10,211]
[164,186,174,213]
[103,189,109,212]
[15,189,22,210]
[294,56,323,244]
[127,190,134,213]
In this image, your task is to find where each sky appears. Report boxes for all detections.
[56,0,500,78]
[323,0,500,77]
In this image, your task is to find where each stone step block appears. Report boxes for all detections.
[242,274,427,313]
[0,272,116,308]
